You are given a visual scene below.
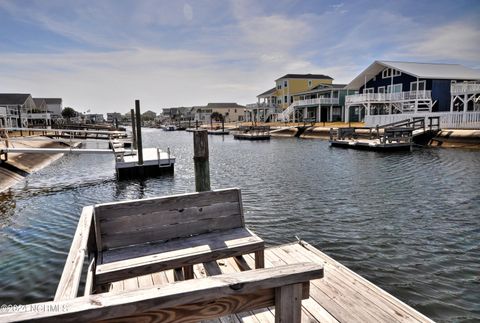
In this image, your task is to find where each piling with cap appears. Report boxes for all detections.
[193,130,210,192]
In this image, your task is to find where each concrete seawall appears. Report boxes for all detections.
[0,138,77,192]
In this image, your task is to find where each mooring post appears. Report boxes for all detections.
[193,130,211,192]
[130,108,137,150]
[222,116,225,132]
[135,100,143,165]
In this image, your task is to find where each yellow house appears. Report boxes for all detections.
[274,74,333,110]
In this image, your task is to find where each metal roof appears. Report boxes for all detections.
[275,73,333,81]
[346,61,480,89]
[0,93,31,105]
[294,84,347,96]
[257,87,276,98]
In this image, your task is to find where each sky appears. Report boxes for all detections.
[1,0,479,114]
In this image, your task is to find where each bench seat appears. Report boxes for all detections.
[96,227,264,284]
[92,188,265,286]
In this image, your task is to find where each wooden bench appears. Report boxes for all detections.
[3,263,323,323]
[93,188,265,285]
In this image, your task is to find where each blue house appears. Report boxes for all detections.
[344,61,480,123]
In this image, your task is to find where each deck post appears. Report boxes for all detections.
[275,283,302,323]
[130,109,137,150]
[135,100,143,166]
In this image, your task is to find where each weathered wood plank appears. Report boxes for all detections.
[294,242,433,322]
[275,283,303,323]
[54,206,94,301]
[84,258,95,296]
[95,188,240,220]
[3,263,322,323]
[203,261,222,276]
[100,213,244,250]
[99,201,242,235]
[96,228,264,284]
[97,240,264,285]
[102,227,261,263]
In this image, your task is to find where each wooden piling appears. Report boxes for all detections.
[193,130,210,192]
[130,109,137,150]
[135,100,143,165]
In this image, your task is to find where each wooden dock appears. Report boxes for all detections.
[233,126,271,140]
[0,188,433,323]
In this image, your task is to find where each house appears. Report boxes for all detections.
[37,98,63,118]
[142,110,157,121]
[344,61,480,123]
[247,73,334,122]
[0,93,34,128]
[30,98,52,127]
[85,113,104,123]
[193,103,246,123]
[106,112,122,123]
[291,84,356,122]
[161,107,195,123]
[245,88,281,122]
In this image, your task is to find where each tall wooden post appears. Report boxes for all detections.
[221,116,225,132]
[130,109,137,150]
[135,100,143,165]
[193,130,210,192]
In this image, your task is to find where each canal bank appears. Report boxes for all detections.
[0,137,79,192]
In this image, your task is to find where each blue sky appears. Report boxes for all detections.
[1,0,479,113]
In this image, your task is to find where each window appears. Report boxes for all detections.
[387,84,402,93]
[410,81,425,92]
[284,80,288,87]
[291,96,294,103]
[277,83,282,90]
[378,87,385,94]
[363,88,374,94]
[235,109,237,113]
[284,96,288,103]
[382,68,401,78]
[308,80,312,87]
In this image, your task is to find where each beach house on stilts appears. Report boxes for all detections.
[345,61,480,128]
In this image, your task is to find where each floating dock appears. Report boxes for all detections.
[115,147,174,178]
[207,128,230,135]
[233,126,271,140]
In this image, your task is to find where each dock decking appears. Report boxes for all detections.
[108,241,432,323]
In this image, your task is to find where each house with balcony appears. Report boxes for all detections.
[247,73,334,122]
[344,61,480,127]
[193,103,246,124]
[0,93,33,128]
[36,98,63,118]
[30,98,52,127]
[290,84,357,122]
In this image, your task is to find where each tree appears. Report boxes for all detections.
[62,107,77,122]
[210,112,224,122]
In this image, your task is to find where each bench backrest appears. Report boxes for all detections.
[93,188,244,251]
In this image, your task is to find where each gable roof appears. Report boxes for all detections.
[275,73,333,81]
[257,87,276,98]
[295,84,347,96]
[347,61,480,89]
[0,93,31,105]
[33,98,47,107]
[206,103,245,109]
[38,98,62,105]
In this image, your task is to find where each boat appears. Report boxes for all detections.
[163,125,177,131]
[233,126,271,140]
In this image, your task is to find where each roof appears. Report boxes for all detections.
[0,93,31,105]
[206,103,245,108]
[275,74,333,81]
[37,98,62,104]
[33,98,47,107]
[257,87,276,98]
[294,84,347,96]
[347,60,480,89]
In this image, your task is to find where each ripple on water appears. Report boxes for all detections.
[0,130,479,322]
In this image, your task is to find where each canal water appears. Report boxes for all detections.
[0,128,479,322]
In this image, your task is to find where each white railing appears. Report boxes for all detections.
[346,91,432,104]
[0,107,6,116]
[296,97,339,106]
[365,112,480,129]
[451,83,480,95]
[27,113,51,120]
